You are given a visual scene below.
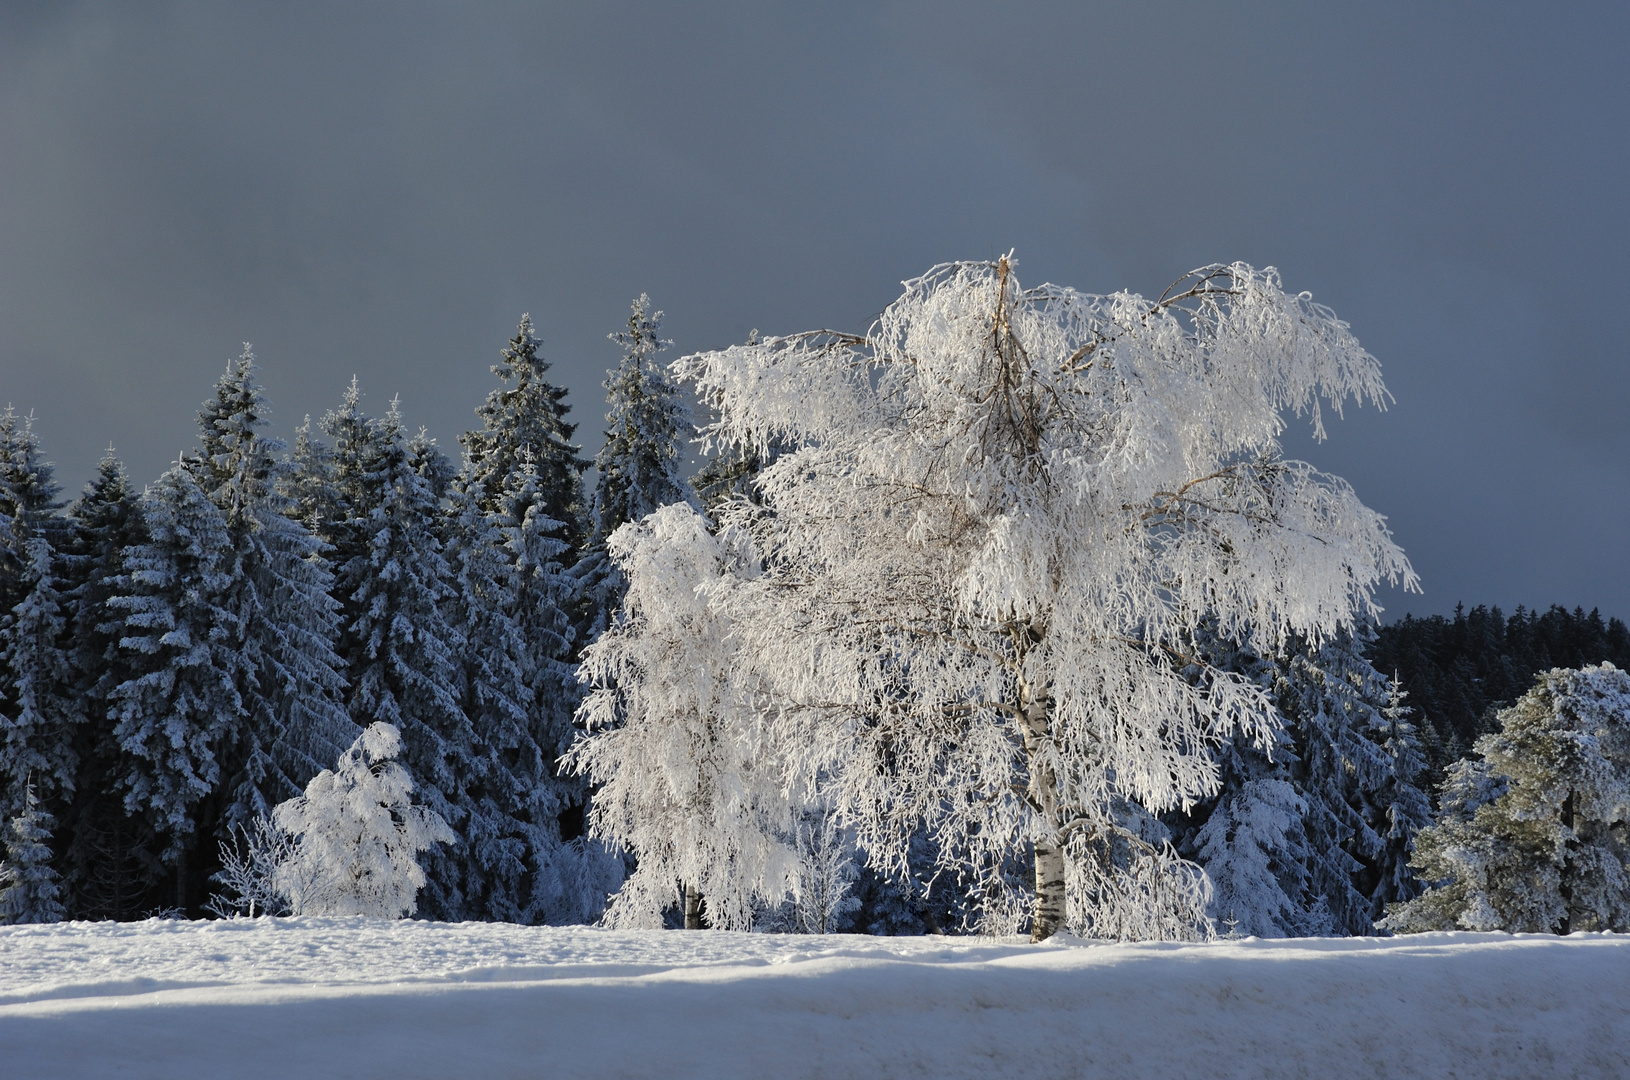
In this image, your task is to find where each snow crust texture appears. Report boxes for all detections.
[1,920,1626,1079]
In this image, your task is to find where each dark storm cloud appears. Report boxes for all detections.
[1,1,1625,619]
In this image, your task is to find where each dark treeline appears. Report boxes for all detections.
[1367,604,1630,782]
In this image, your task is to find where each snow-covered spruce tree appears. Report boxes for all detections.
[475,456,616,918]
[1170,629,1431,937]
[1387,663,1630,933]
[322,395,476,918]
[1,541,77,826]
[1276,632,1431,932]
[568,504,802,931]
[57,452,156,917]
[285,379,379,584]
[272,722,454,918]
[441,476,550,920]
[0,408,67,611]
[575,295,692,643]
[1373,674,1431,914]
[673,258,1415,941]
[0,409,76,823]
[0,782,65,923]
[107,465,245,905]
[460,315,589,559]
[186,347,354,831]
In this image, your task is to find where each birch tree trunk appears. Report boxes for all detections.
[1018,681,1066,942]
[684,882,706,929]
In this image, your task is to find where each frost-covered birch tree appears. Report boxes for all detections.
[673,257,1415,940]
[568,504,801,930]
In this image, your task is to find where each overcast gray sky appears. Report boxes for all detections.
[2,2,1626,621]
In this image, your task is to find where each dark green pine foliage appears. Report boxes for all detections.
[0,782,65,923]
[57,452,160,918]
[329,398,476,919]
[1369,603,1630,781]
[107,465,245,906]
[575,296,692,643]
[460,315,589,559]
[0,409,77,824]
[185,347,355,828]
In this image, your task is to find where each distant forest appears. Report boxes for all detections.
[1369,604,1630,782]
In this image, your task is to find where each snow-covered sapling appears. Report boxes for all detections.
[204,817,295,919]
[272,722,454,918]
[0,782,65,924]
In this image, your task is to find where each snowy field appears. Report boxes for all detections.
[1,920,1626,1079]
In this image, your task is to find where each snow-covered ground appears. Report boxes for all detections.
[1,920,1625,1079]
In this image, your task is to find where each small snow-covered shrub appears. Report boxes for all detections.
[272,722,454,918]
[205,817,298,918]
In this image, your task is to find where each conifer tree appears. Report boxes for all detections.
[442,477,545,919]
[1,540,77,821]
[1170,628,1431,936]
[0,410,75,822]
[108,465,245,902]
[576,296,692,642]
[328,396,473,918]
[56,452,153,917]
[1372,676,1431,914]
[442,456,614,922]
[185,347,354,824]
[500,460,586,837]
[1274,630,1429,933]
[284,413,347,558]
[1388,663,1630,933]
[460,316,588,557]
[0,782,65,923]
